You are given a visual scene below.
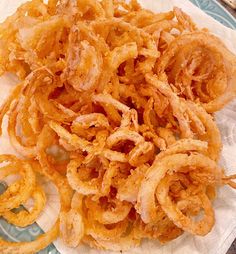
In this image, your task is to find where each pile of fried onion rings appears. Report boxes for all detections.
[0,0,236,253]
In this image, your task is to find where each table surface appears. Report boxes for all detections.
[218,0,236,16]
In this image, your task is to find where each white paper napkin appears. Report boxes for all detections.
[0,1,236,254]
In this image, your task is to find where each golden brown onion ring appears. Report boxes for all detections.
[59,192,84,248]
[157,32,236,112]
[0,155,36,213]
[156,174,214,236]
[145,73,193,138]
[2,186,46,227]
[137,153,221,223]
[85,197,132,224]
[186,101,222,161]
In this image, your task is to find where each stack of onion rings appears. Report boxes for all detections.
[0,0,236,252]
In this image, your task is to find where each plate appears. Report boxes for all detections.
[191,0,236,29]
[0,1,235,254]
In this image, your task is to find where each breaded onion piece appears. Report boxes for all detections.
[142,97,167,150]
[186,101,221,161]
[60,208,84,248]
[157,127,176,147]
[86,197,132,224]
[2,186,46,227]
[28,69,77,123]
[93,236,140,251]
[98,42,138,91]
[36,125,73,212]
[128,141,154,167]
[49,121,127,162]
[173,7,197,32]
[60,193,84,248]
[93,93,130,113]
[0,83,23,136]
[101,162,118,196]
[64,31,102,91]
[106,129,144,148]
[145,73,193,138]
[0,155,36,213]
[77,0,106,18]
[137,153,221,223]
[92,228,140,251]
[67,158,100,195]
[86,219,128,241]
[117,164,148,203]
[156,32,236,112]
[8,101,37,158]
[156,174,214,236]
[72,113,110,130]
[155,138,208,160]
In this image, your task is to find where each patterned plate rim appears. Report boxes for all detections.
[212,0,236,27]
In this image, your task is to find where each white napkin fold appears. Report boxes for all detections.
[0,1,236,254]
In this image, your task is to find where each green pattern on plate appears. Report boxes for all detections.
[191,0,236,29]
[0,0,235,253]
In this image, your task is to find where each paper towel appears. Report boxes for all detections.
[0,1,236,254]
